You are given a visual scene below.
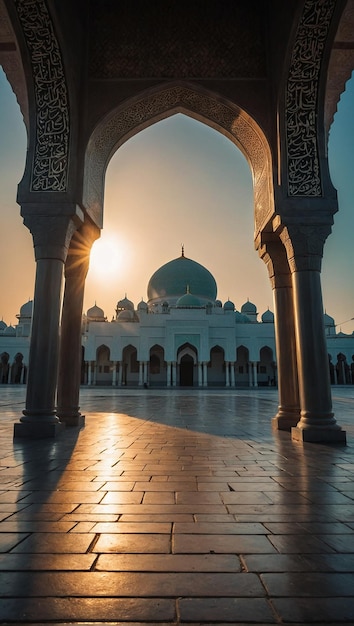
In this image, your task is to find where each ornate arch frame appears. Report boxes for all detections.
[83,83,274,239]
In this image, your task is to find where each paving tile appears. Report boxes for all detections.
[178,598,276,623]
[142,491,176,504]
[93,533,171,553]
[273,597,354,623]
[0,533,30,552]
[317,533,354,552]
[0,553,96,570]
[173,534,277,554]
[176,492,224,504]
[93,522,171,533]
[119,513,194,522]
[96,553,241,572]
[92,491,144,504]
[0,597,176,622]
[10,532,95,553]
[62,513,119,522]
[19,491,105,504]
[261,572,354,596]
[267,534,337,554]
[0,521,76,532]
[173,522,267,534]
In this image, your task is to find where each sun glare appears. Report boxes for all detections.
[88,233,128,281]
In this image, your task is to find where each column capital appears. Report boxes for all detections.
[279,223,332,272]
[258,235,291,290]
[23,213,83,262]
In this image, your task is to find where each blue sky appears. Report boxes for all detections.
[0,67,353,333]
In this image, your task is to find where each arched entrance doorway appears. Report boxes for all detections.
[180,355,194,387]
[177,343,197,387]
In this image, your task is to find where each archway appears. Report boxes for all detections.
[83,83,274,238]
[177,343,197,387]
[122,344,139,386]
[209,346,226,387]
[95,345,112,386]
[149,344,166,387]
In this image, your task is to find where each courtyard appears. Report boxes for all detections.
[0,386,354,624]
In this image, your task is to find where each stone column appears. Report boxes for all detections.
[198,363,202,386]
[87,362,92,386]
[252,362,258,387]
[138,362,143,386]
[112,362,117,386]
[166,362,171,387]
[259,237,300,430]
[203,362,208,387]
[172,362,177,387]
[248,364,253,387]
[280,224,346,443]
[118,361,123,386]
[225,362,230,387]
[230,362,235,387]
[14,214,79,438]
[57,219,100,426]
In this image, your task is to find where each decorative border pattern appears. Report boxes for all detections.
[15,0,69,191]
[84,85,273,231]
[286,0,336,196]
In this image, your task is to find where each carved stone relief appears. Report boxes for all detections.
[279,223,332,272]
[14,0,69,192]
[286,0,336,196]
[84,85,273,233]
[88,0,266,80]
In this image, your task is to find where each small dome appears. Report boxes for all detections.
[176,288,201,308]
[241,300,257,314]
[117,309,134,321]
[0,320,7,331]
[224,299,235,311]
[19,300,33,317]
[4,325,16,336]
[137,299,148,311]
[261,308,274,323]
[87,304,105,320]
[215,300,222,308]
[117,295,134,311]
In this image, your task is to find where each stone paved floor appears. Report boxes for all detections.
[0,385,354,625]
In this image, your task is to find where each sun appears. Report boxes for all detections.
[88,232,128,281]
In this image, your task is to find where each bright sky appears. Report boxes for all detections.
[0,67,353,333]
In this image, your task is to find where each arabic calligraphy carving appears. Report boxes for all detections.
[286,0,335,196]
[15,0,69,192]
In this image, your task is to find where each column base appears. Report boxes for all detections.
[272,414,299,431]
[291,425,347,444]
[14,420,65,439]
[58,413,85,427]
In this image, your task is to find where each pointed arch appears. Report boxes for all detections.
[208,345,226,387]
[83,82,274,236]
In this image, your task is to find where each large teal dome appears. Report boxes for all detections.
[147,254,217,304]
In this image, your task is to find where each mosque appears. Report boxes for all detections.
[1,250,353,389]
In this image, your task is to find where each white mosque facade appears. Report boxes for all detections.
[1,252,354,388]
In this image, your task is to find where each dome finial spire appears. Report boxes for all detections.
[181,244,184,257]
